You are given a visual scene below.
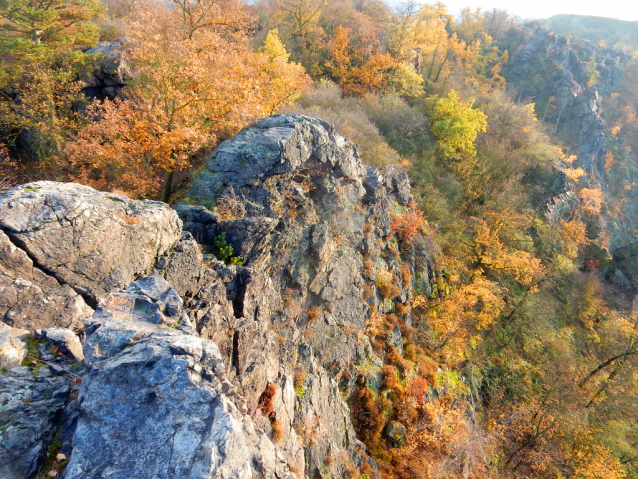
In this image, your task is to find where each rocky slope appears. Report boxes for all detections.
[505,27,627,176]
[0,115,427,479]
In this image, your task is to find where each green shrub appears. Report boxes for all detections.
[212,232,243,266]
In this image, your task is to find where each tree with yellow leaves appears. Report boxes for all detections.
[427,89,487,159]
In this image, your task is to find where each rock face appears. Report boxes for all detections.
[0,115,427,479]
[185,115,425,369]
[0,367,70,479]
[81,40,131,100]
[0,228,92,331]
[505,27,627,175]
[0,182,182,302]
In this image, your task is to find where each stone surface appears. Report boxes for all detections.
[0,229,93,331]
[81,40,131,100]
[63,302,296,479]
[153,232,205,298]
[83,275,193,367]
[294,357,366,477]
[0,367,70,479]
[0,182,182,298]
[41,328,85,361]
[0,323,30,370]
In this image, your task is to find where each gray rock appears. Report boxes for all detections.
[384,421,407,447]
[153,232,205,298]
[184,115,424,371]
[0,182,182,298]
[64,319,295,479]
[41,328,84,361]
[83,276,193,366]
[188,115,366,206]
[81,40,132,100]
[0,229,93,331]
[0,367,69,479]
[0,323,30,370]
[294,357,366,478]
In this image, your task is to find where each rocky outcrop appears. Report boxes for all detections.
[0,114,427,479]
[505,27,628,175]
[81,40,131,100]
[179,114,428,478]
[0,182,182,304]
[184,115,423,370]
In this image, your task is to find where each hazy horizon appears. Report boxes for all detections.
[388,0,638,22]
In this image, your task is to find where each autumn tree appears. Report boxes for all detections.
[64,0,311,200]
[0,0,105,158]
[427,89,487,159]
[326,25,394,96]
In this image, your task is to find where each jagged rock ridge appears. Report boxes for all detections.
[0,115,428,479]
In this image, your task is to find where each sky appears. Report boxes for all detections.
[401,0,638,22]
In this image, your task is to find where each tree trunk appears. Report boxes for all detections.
[162,171,174,203]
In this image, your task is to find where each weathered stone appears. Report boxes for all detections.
[83,276,193,367]
[63,318,295,479]
[0,230,92,331]
[0,367,69,479]
[0,323,30,370]
[41,328,84,361]
[0,182,182,298]
[385,421,407,448]
[153,232,204,298]
[294,357,366,478]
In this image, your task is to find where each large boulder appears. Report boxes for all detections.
[62,280,296,479]
[0,182,182,301]
[0,229,92,331]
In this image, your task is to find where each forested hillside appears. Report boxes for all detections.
[2,1,638,478]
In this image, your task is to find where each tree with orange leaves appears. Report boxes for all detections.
[65,0,311,200]
[326,25,394,96]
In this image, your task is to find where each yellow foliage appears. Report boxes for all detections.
[564,167,586,182]
[428,90,488,159]
[578,188,604,216]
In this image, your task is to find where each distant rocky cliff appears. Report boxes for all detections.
[0,115,428,479]
[505,27,628,176]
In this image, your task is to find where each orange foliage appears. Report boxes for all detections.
[394,398,490,478]
[578,187,604,216]
[65,99,207,197]
[327,25,393,96]
[64,1,310,198]
[258,383,277,417]
[391,201,426,243]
